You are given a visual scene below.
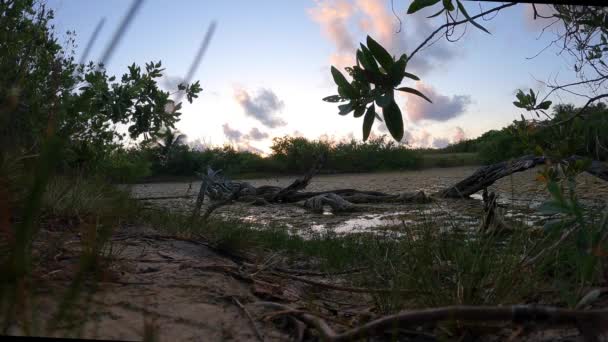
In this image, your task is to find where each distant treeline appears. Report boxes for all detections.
[437,102,608,164]
[99,135,424,183]
[88,102,608,183]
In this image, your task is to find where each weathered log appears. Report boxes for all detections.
[270,154,326,202]
[438,155,545,198]
[283,189,430,204]
[303,193,358,213]
[477,188,508,234]
[439,155,608,199]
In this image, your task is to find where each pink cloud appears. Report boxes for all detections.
[452,126,465,143]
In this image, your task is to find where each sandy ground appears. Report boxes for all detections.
[20,224,310,341]
[14,166,605,341]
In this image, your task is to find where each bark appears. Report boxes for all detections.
[303,193,357,213]
[439,155,608,199]
[438,155,545,198]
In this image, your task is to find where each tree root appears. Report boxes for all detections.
[252,302,608,342]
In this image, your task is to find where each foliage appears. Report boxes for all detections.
[121,135,425,181]
[98,148,152,183]
[323,36,430,142]
[0,0,202,172]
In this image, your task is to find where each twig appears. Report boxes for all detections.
[271,272,423,295]
[408,2,517,63]
[253,302,608,342]
[232,297,265,342]
[523,225,580,267]
[272,267,367,277]
[133,195,195,201]
[544,93,608,128]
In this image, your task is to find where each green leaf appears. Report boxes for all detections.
[513,101,524,108]
[338,102,354,115]
[375,89,394,108]
[359,44,380,73]
[389,57,407,86]
[407,0,441,14]
[537,100,552,110]
[331,66,356,98]
[382,100,403,141]
[322,95,344,103]
[442,0,455,11]
[353,106,365,118]
[403,71,420,81]
[366,36,394,71]
[529,89,535,101]
[457,0,490,34]
[363,104,376,141]
[396,87,432,103]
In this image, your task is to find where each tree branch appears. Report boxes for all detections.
[408,2,517,63]
[253,302,608,341]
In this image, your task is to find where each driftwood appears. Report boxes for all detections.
[477,188,508,234]
[190,157,432,219]
[439,155,546,198]
[439,155,608,199]
[303,193,357,213]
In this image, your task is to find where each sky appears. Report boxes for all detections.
[46,0,587,153]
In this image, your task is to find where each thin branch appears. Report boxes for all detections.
[233,297,265,342]
[390,0,402,34]
[523,225,580,267]
[408,2,517,63]
[545,93,608,128]
[253,302,608,342]
[271,272,424,295]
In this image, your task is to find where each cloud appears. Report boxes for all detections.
[432,137,450,149]
[223,124,269,142]
[233,87,286,128]
[222,123,244,142]
[453,126,465,143]
[247,127,269,141]
[406,83,471,122]
[221,123,269,154]
[308,0,456,75]
[238,143,264,155]
[416,130,432,147]
[309,0,357,69]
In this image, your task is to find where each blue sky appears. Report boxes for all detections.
[46,0,585,152]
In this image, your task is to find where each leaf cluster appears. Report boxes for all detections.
[323,36,431,142]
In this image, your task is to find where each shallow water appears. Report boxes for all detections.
[131,166,607,235]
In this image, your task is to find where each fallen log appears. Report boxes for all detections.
[439,155,608,199]
[438,155,545,198]
[303,193,358,213]
[269,153,326,202]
